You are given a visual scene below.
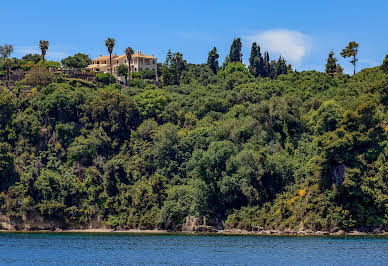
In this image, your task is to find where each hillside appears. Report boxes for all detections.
[0,62,387,232]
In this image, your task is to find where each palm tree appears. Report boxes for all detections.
[125,47,134,80]
[39,40,49,62]
[105,38,115,74]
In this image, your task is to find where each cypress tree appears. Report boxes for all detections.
[165,49,173,66]
[172,52,186,85]
[248,42,265,77]
[269,60,277,79]
[325,50,338,76]
[162,49,174,86]
[263,51,270,77]
[276,56,288,76]
[256,44,264,77]
[249,42,258,76]
[207,47,219,74]
[229,38,242,63]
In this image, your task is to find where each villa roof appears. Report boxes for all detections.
[115,55,127,60]
[93,54,118,61]
[92,52,156,61]
[87,51,157,69]
[85,64,107,68]
[132,53,157,59]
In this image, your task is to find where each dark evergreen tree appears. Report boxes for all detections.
[229,38,242,63]
[165,49,173,66]
[248,42,264,77]
[325,51,338,76]
[269,60,277,79]
[207,47,219,74]
[162,50,187,86]
[276,56,288,77]
[162,49,174,86]
[263,51,270,77]
[248,42,258,76]
[172,52,187,85]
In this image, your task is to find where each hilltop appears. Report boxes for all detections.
[0,42,387,233]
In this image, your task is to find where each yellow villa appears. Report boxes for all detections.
[86,50,157,78]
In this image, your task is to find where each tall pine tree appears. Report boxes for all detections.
[340,41,359,75]
[325,50,338,76]
[172,52,186,85]
[207,47,219,74]
[229,38,242,63]
[276,56,288,77]
[248,42,263,77]
[263,51,270,77]
[249,42,258,75]
[162,49,174,86]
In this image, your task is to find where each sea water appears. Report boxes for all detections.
[0,232,387,265]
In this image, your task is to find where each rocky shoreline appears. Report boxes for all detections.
[1,227,388,236]
[1,214,387,236]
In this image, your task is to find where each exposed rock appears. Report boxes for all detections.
[314,231,329,235]
[0,213,63,231]
[195,225,216,232]
[182,216,220,232]
[373,228,382,234]
[0,212,102,231]
[331,164,345,185]
[332,229,345,235]
[174,224,183,232]
[252,226,263,232]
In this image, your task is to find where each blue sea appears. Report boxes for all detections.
[0,232,387,265]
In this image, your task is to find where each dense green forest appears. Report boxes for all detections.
[0,39,387,232]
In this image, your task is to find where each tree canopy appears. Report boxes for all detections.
[61,53,92,69]
[228,38,242,63]
[207,47,219,74]
[341,41,359,75]
[0,39,387,234]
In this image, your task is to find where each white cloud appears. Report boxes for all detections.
[246,29,311,65]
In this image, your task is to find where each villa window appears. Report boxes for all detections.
[153,60,155,64]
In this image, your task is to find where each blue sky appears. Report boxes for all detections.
[2,0,388,74]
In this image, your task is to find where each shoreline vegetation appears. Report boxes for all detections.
[0,40,388,235]
[1,228,388,237]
